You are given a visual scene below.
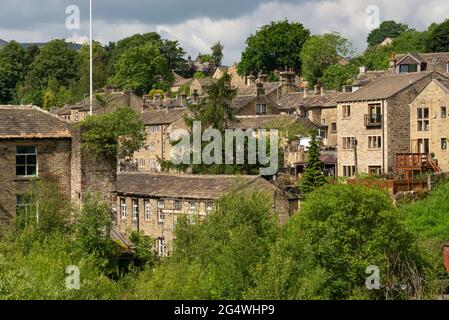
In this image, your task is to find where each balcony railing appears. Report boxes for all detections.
[365,114,382,128]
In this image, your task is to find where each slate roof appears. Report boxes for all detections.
[237,82,280,96]
[0,105,71,138]
[117,173,264,199]
[395,52,449,73]
[141,108,188,125]
[229,115,317,130]
[337,71,435,103]
[278,91,343,110]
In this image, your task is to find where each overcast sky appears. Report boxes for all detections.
[1,0,448,64]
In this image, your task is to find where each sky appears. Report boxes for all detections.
[1,0,448,65]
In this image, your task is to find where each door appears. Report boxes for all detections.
[418,139,429,154]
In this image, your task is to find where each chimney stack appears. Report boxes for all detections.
[247,74,256,86]
[257,72,268,83]
[192,89,199,104]
[314,84,319,95]
[320,87,325,96]
[303,88,307,98]
[180,93,188,107]
[256,82,265,97]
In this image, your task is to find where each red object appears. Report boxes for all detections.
[444,245,449,273]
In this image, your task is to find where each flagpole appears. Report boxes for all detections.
[89,0,93,116]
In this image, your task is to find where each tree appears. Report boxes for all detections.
[76,42,108,99]
[300,131,326,194]
[80,107,145,159]
[390,30,428,53]
[211,41,224,67]
[249,184,428,300]
[321,63,358,90]
[300,32,354,87]
[426,19,449,52]
[367,20,409,47]
[0,41,28,104]
[238,20,310,76]
[109,42,172,95]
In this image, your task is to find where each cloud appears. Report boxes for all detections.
[1,0,448,65]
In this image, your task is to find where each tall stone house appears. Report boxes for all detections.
[336,71,444,177]
[409,78,449,172]
[116,172,298,256]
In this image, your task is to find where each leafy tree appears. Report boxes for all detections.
[109,43,172,95]
[211,41,224,67]
[300,131,326,194]
[80,107,145,158]
[0,41,28,104]
[238,20,310,76]
[148,88,165,99]
[300,32,354,87]
[321,63,358,90]
[391,30,429,53]
[367,20,410,47]
[426,19,449,52]
[249,184,428,300]
[193,71,206,79]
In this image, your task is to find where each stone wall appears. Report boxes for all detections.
[0,138,71,224]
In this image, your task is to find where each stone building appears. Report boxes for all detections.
[336,71,443,177]
[0,106,72,224]
[132,108,188,172]
[53,90,144,123]
[116,173,298,255]
[212,63,246,88]
[189,77,215,95]
[409,78,449,172]
[390,52,449,74]
[278,88,343,147]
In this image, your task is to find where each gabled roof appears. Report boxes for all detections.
[0,105,71,138]
[337,71,435,103]
[395,52,449,73]
[141,108,188,125]
[117,173,266,200]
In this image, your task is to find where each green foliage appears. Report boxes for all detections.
[133,191,279,299]
[300,32,354,87]
[128,231,157,269]
[148,88,164,99]
[390,30,429,53]
[300,132,326,194]
[238,20,310,76]
[109,42,171,95]
[249,184,428,300]
[211,41,224,67]
[367,20,410,47]
[193,71,206,79]
[320,63,358,91]
[0,41,28,104]
[80,107,145,159]
[426,19,449,52]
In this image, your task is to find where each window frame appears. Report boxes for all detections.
[442,138,448,151]
[120,198,127,219]
[144,200,151,221]
[132,199,139,221]
[16,146,38,177]
[255,103,267,115]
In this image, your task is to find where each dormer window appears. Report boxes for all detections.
[399,64,418,73]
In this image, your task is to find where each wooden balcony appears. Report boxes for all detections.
[395,153,441,180]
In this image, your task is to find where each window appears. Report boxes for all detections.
[442,138,447,150]
[441,106,447,118]
[367,104,382,126]
[399,64,418,73]
[368,166,382,176]
[189,201,197,212]
[16,195,33,227]
[144,200,151,221]
[418,138,430,154]
[331,122,337,133]
[342,165,356,177]
[342,105,351,118]
[138,158,145,168]
[74,111,79,122]
[417,107,429,131]
[132,199,139,221]
[368,136,382,149]
[16,146,37,176]
[174,200,181,211]
[158,238,166,256]
[148,125,161,133]
[158,200,165,223]
[120,198,126,219]
[149,159,160,172]
[206,201,213,214]
[342,137,356,150]
[256,104,267,115]
[188,201,197,224]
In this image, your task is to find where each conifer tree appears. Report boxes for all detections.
[300,131,326,194]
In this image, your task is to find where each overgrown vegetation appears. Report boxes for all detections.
[2,179,448,300]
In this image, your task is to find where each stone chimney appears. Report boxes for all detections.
[256,82,265,97]
[257,72,268,83]
[192,89,199,104]
[314,84,319,95]
[389,52,397,70]
[153,93,161,103]
[247,74,256,86]
[180,93,188,107]
[303,88,307,98]
[164,92,171,101]
[359,66,368,74]
[320,87,325,96]
[279,69,297,97]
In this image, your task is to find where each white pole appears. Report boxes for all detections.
[89,0,93,116]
